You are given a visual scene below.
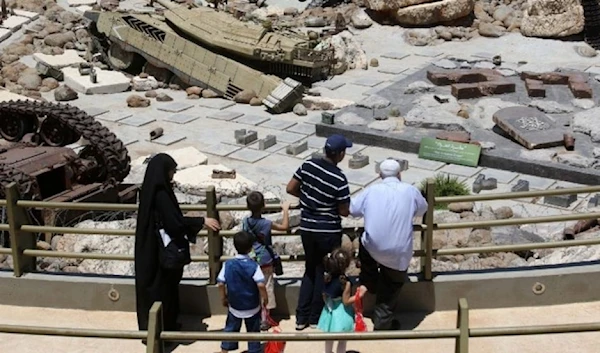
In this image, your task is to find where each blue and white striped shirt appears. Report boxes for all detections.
[293,158,350,233]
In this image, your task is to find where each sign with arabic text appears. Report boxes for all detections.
[418,137,481,167]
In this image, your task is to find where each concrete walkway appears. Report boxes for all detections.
[1,302,600,353]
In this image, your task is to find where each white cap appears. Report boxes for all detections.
[380,159,401,177]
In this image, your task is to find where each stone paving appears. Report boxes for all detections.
[0,302,600,353]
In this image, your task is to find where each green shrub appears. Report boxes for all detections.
[418,173,470,209]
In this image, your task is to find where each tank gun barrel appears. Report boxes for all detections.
[150,0,179,10]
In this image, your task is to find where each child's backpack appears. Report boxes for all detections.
[263,308,286,353]
[242,217,283,276]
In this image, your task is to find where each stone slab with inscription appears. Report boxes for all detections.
[492,107,565,150]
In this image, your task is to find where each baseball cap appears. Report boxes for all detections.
[379,159,401,177]
[325,134,353,153]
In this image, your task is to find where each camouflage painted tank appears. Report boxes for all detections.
[84,10,304,113]
[153,0,334,82]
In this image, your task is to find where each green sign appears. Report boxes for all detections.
[418,137,481,167]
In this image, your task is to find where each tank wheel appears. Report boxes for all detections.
[78,145,107,183]
[0,116,31,142]
[40,119,76,147]
[143,62,173,83]
[108,42,135,70]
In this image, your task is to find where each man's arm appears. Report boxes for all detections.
[217,263,228,307]
[349,189,367,217]
[413,188,429,217]
[286,165,303,197]
[253,265,267,307]
[336,179,351,217]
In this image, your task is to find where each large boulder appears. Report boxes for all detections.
[365,0,438,11]
[520,0,584,38]
[394,0,475,25]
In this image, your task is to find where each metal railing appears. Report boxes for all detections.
[0,299,599,353]
[2,182,600,281]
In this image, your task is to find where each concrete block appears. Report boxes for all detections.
[34,51,87,69]
[67,0,96,6]
[307,136,327,149]
[352,77,384,87]
[321,112,335,125]
[258,135,276,150]
[207,110,243,121]
[235,129,258,145]
[378,66,407,75]
[478,169,518,184]
[96,111,132,122]
[234,114,270,126]
[0,16,30,32]
[344,169,379,187]
[588,194,600,208]
[381,52,409,60]
[313,81,345,90]
[0,28,11,43]
[174,164,257,198]
[199,143,241,157]
[258,119,296,130]
[544,188,577,208]
[63,67,130,94]
[157,102,194,113]
[84,107,109,117]
[286,141,308,156]
[439,164,482,178]
[120,115,156,127]
[164,113,199,124]
[277,131,305,144]
[132,147,208,169]
[349,153,369,169]
[375,158,409,174]
[150,133,187,146]
[198,99,235,110]
[13,9,40,20]
[287,123,315,135]
[228,148,270,163]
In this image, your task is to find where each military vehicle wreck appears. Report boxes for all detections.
[0,100,137,243]
[83,0,334,113]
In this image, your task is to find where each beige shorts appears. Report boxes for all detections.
[261,265,277,310]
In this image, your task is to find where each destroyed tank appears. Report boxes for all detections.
[0,99,136,243]
[83,10,305,113]
[152,0,335,82]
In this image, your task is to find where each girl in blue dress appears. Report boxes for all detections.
[317,248,367,353]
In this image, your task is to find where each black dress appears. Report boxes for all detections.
[134,153,205,331]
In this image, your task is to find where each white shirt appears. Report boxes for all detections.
[350,177,428,271]
[217,254,265,318]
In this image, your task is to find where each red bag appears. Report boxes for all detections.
[354,291,367,332]
[263,309,286,353]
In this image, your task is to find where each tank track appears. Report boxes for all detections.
[0,158,39,200]
[582,0,600,49]
[0,100,131,197]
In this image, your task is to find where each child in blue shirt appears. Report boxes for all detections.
[218,231,268,353]
[244,191,291,330]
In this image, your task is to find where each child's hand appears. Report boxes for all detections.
[280,201,292,211]
[221,297,229,308]
[262,296,269,308]
[357,285,368,298]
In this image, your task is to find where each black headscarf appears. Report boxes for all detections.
[134,153,178,330]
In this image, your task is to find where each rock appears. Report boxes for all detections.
[44,32,76,47]
[36,241,51,250]
[186,86,202,96]
[448,202,474,213]
[145,90,158,98]
[317,31,368,72]
[337,112,367,126]
[202,89,219,98]
[491,225,545,255]
[437,131,471,143]
[521,0,584,38]
[394,0,475,26]
[54,84,78,101]
[493,5,513,22]
[433,59,457,69]
[305,17,328,27]
[432,211,471,248]
[187,94,200,100]
[75,28,89,41]
[493,206,513,219]
[356,94,391,109]
[59,10,81,24]
[474,2,493,22]
[351,8,373,29]
[404,81,434,94]
[466,98,521,131]
[126,94,151,108]
[168,83,180,90]
[528,100,573,114]
[17,72,42,90]
[233,89,257,104]
[283,7,298,16]
[370,58,379,67]
[575,45,597,58]
[156,93,173,102]
[468,229,492,246]
[293,103,307,116]
[368,119,397,131]
[478,23,505,37]
[249,97,262,106]
[572,99,595,109]
[302,96,354,110]
[132,75,159,91]
[556,153,595,168]
[404,106,467,131]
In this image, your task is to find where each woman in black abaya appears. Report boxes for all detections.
[135,153,220,332]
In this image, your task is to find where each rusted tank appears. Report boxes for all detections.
[0,100,137,243]
[84,10,305,113]
[152,0,335,81]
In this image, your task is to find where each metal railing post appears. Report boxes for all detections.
[206,186,222,284]
[455,298,469,353]
[147,302,164,353]
[422,180,435,280]
[5,183,36,277]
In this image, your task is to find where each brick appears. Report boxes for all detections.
[321,112,335,125]
[348,153,369,169]
[525,79,546,97]
[452,83,481,99]
[544,190,577,208]
[436,131,471,143]
[480,80,515,95]
[569,81,593,99]
[427,69,499,86]
[235,129,258,145]
[520,72,569,84]
[286,141,308,156]
[258,135,276,150]
[511,179,529,192]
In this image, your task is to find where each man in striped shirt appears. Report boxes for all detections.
[286,134,352,330]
